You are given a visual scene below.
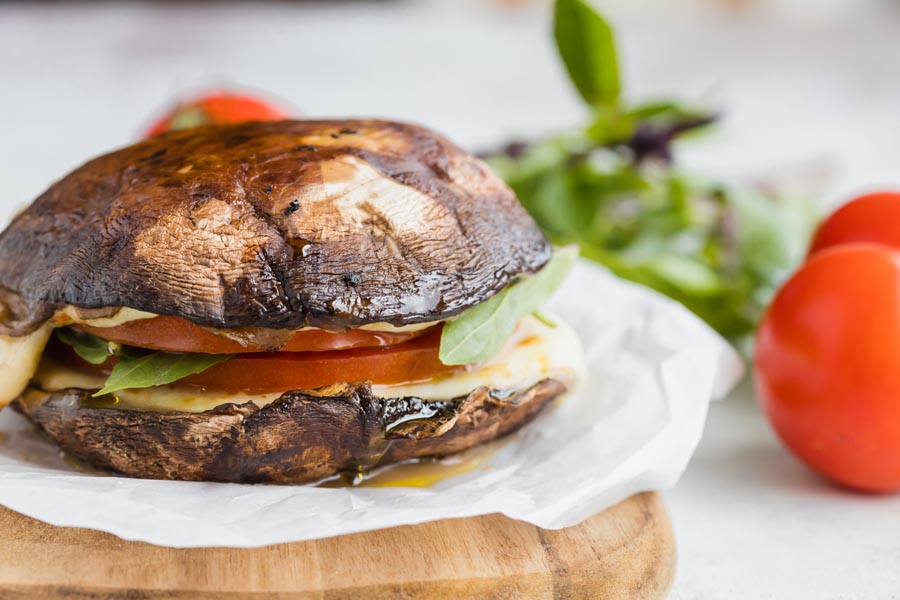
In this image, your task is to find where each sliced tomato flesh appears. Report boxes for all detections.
[184,328,459,393]
[64,327,462,394]
[74,316,431,354]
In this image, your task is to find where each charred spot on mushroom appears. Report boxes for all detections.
[142,148,167,162]
[13,379,565,483]
[0,120,550,334]
[343,272,362,288]
[283,200,300,216]
[292,145,316,152]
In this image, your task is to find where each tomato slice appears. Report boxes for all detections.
[75,316,430,354]
[73,327,462,394]
[187,328,459,393]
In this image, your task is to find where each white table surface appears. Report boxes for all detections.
[4,2,900,597]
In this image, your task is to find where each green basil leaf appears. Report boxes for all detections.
[93,352,232,397]
[532,311,558,329]
[554,0,621,108]
[642,255,724,296]
[439,245,578,365]
[532,170,593,238]
[585,111,635,146]
[626,101,708,126]
[727,186,812,281]
[55,328,114,365]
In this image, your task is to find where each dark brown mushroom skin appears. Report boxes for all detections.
[14,379,565,483]
[0,120,551,335]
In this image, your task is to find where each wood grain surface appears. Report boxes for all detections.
[0,492,675,599]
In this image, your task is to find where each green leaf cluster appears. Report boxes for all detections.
[487,0,818,349]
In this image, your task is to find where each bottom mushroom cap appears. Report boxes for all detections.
[13,379,566,484]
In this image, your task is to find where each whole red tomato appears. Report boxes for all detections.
[144,91,289,138]
[808,191,900,256]
[755,244,900,491]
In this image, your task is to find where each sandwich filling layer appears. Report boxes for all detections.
[28,313,583,412]
[0,249,584,412]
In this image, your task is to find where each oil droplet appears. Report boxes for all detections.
[358,455,489,488]
[488,388,516,401]
[62,452,108,475]
[79,394,120,409]
[289,238,314,258]
[318,441,498,489]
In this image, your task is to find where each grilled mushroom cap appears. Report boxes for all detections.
[0,120,550,335]
[15,379,565,483]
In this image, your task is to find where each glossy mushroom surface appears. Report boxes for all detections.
[0,120,550,335]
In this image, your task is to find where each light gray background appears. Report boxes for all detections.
[3,1,900,597]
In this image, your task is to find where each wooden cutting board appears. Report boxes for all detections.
[0,492,674,599]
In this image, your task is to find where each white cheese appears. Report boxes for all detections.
[30,313,585,413]
[0,306,440,409]
[373,314,585,400]
[54,305,436,332]
[0,324,53,407]
[52,307,159,328]
[32,359,281,412]
[358,321,439,333]
[0,307,155,407]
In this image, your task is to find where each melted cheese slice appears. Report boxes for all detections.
[54,305,436,332]
[0,324,53,407]
[52,307,158,328]
[0,306,159,407]
[29,314,585,413]
[374,314,584,400]
[0,305,442,408]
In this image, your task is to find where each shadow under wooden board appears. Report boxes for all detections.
[0,491,675,599]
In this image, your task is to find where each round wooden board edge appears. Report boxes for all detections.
[0,492,676,599]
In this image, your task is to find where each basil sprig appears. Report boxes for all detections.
[94,352,231,397]
[54,328,231,396]
[485,0,817,352]
[439,246,577,366]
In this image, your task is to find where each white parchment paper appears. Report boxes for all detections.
[0,261,743,548]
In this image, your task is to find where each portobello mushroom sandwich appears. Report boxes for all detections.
[0,120,585,483]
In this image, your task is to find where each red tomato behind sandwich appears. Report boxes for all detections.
[808,192,900,257]
[144,91,290,138]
